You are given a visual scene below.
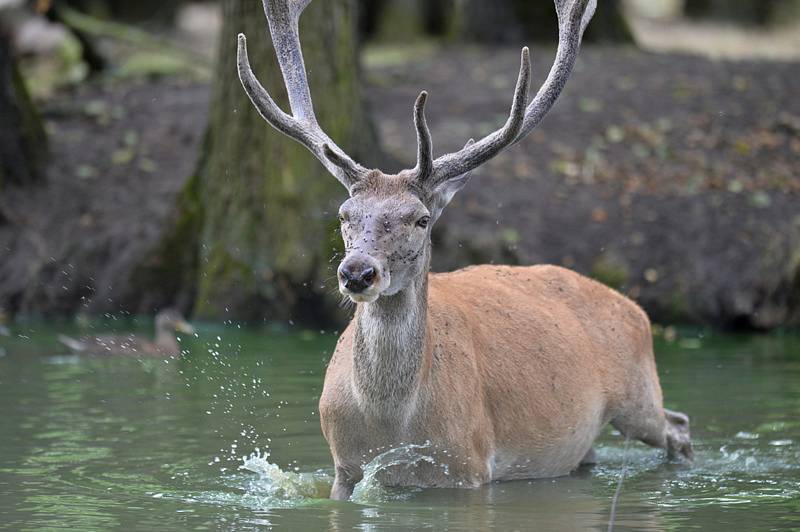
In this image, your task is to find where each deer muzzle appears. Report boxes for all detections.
[338,255,385,302]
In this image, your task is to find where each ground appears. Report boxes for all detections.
[1,44,798,327]
[0,80,208,314]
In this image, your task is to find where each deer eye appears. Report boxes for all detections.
[416,216,430,228]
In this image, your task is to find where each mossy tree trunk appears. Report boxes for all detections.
[0,29,46,190]
[141,0,377,324]
[360,0,428,41]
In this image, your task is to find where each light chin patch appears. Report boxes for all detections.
[339,284,381,303]
[348,292,379,304]
[380,287,400,296]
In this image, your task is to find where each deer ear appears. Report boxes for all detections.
[428,138,474,223]
[430,170,473,223]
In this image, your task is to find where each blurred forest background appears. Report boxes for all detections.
[0,0,798,330]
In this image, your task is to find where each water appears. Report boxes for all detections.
[1,321,799,530]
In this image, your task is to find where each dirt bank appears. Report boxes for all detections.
[1,45,798,328]
[0,80,208,314]
[368,45,800,329]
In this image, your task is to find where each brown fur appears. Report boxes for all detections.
[320,264,692,499]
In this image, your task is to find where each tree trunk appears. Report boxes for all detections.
[361,0,426,41]
[359,0,388,39]
[0,29,46,190]
[584,0,634,43]
[452,0,633,44]
[358,0,462,41]
[137,0,378,324]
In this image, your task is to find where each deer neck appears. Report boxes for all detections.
[352,246,430,412]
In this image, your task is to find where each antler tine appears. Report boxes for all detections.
[426,47,531,187]
[428,0,595,186]
[515,0,596,142]
[237,35,304,142]
[412,91,434,181]
[236,0,369,190]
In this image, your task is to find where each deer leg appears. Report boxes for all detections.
[664,408,694,461]
[609,361,693,462]
[330,476,354,501]
[579,447,597,466]
[611,403,693,462]
[330,464,362,501]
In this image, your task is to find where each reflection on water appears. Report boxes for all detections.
[0,322,798,530]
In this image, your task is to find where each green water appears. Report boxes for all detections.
[1,321,799,531]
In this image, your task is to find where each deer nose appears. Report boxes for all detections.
[340,264,377,293]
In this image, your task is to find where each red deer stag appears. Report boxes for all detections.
[237,0,694,500]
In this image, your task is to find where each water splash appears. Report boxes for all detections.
[230,432,800,510]
[239,449,331,502]
[351,442,438,503]
[223,442,443,508]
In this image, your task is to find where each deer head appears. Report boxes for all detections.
[238,0,596,303]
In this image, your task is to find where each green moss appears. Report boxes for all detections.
[14,66,46,153]
[1,44,47,186]
[115,52,195,80]
[362,43,438,70]
[590,253,629,291]
[125,168,203,310]
[666,290,692,323]
[194,244,261,318]
[787,247,800,326]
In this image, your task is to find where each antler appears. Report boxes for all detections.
[237,0,369,190]
[411,91,434,181]
[421,0,596,188]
